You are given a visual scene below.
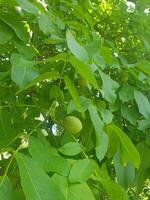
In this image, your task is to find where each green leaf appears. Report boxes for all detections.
[51,174,96,200]
[66,30,89,62]
[69,159,95,183]
[38,12,55,35]
[136,62,150,76]
[93,54,106,69]
[134,90,150,119]
[0,109,17,148]
[114,153,135,188]
[138,118,150,130]
[69,56,99,89]
[0,21,13,44]
[68,183,96,200]
[102,109,113,124]
[121,105,139,125]
[14,38,37,59]
[99,165,128,200]
[16,0,39,14]
[99,70,119,103]
[88,104,108,161]
[28,135,71,176]
[64,75,83,114]
[136,142,150,170]
[58,142,82,156]
[100,46,112,65]
[119,84,134,103]
[85,40,101,59]
[107,124,140,168]
[17,71,60,94]
[10,53,39,87]
[0,177,15,200]
[16,153,65,200]
[106,126,119,158]
[0,12,28,42]
[67,96,91,114]
[51,174,68,198]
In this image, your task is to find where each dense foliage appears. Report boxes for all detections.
[0,0,150,199]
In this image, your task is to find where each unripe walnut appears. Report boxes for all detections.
[63,116,82,134]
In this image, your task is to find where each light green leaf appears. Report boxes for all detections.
[100,46,112,65]
[134,90,150,119]
[64,75,83,114]
[88,104,108,161]
[28,135,71,176]
[119,84,134,103]
[39,53,67,63]
[51,174,96,200]
[136,62,150,76]
[16,153,65,200]
[102,109,113,124]
[0,21,13,44]
[69,56,99,89]
[16,0,39,14]
[66,30,89,62]
[99,165,128,200]
[58,142,82,156]
[51,174,68,198]
[107,124,140,168]
[43,37,65,44]
[17,71,60,94]
[10,53,39,88]
[0,177,15,200]
[99,70,119,103]
[93,54,106,69]
[69,159,95,183]
[68,183,96,200]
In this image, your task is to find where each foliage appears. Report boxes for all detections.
[0,0,150,199]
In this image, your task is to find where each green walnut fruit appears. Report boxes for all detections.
[63,116,82,134]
